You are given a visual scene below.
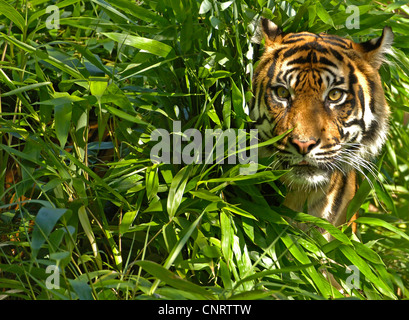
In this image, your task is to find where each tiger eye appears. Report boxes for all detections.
[328,89,343,101]
[276,86,290,99]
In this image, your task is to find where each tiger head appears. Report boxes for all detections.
[251,19,393,190]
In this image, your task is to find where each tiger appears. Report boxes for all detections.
[251,18,393,236]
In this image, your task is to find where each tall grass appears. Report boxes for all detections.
[0,0,409,300]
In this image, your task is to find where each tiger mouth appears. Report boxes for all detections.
[295,160,310,166]
[283,163,331,188]
[282,158,336,178]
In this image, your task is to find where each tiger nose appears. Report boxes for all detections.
[291,138,317,155]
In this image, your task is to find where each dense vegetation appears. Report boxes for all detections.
[1,0,409,300]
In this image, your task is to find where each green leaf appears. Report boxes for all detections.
[199,0,212,14]
[315,2,334,27]
[279,231,334,298]
[234,263,315,290]
[223,203,257,220]
[104,105,150,126]
[197,170,286,186]
[339,245,396,299]
[120,210,139,235]
[0,34,83,79]
[31,208,68,259]
[103,32,174,58]
[232,233,253,291]
[54,103,72,148]
[355,217,409,242]
[69,279,94,300]
[292,212,352,245]
[146,165,159,202]
[347,177,372,221]
[72,44,112,77]
[109,0,168,26]
[352,241,384,265]
[148,211,205,294]
[0,82,52,97]
[164,211,204,270]
[167,166,192,219]
[78,206,102,269]
[0,0,25,32]
[189,189,223,202]
[220,210,234,264]
[89,77,109,100]
[35,95,85,106]
[136,260,211,298]
[231,80,245,128]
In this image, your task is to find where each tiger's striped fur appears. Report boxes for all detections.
[251,19,393,233]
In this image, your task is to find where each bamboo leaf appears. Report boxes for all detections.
[146,165,159,202]
[0,82,52,97]
[54,103,72,148]
[0,0,25,32]
[31,208,68,259]
[78,206,102,269]
[103,32,174,58]
[136,260,211,298]
[69,279,94,300]
[148,211,205,294]
[315,2,334,27]
[339,245,396,299]
[167,166,192,219]
[355,217,409,242]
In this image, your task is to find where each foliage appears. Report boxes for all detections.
[0,0,409,300]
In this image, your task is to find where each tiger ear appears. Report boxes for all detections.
[260,18,284,46]
[357,27,394,69]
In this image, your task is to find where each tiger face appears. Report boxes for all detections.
[252,19,393,190]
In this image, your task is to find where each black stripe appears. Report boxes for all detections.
[317,66,337,80]
[368,79,376,112]
[282,39,303,44]
[361,120,380,144]
[287,50,317,65]
[319,56,337,68]
[345,118,365,130]
[311,51,318,63]
[316,149,339,156]
[329,48,344,62]
[267,49,283,78]
[331,173,348,215]
[283,46,300,58]
[283,68,298,83]
[267,59,277,78]
[333,76,345,86]
[321,143,338,149]
[287,33,318,39]
[283,43,329,58]
[276,70,284,83]
[357,85,365,110]
[360,36,382,53]
[321,35,348,44]
[337,122,345,139]
[326,172,340,195]
[348,63,358,91]
[296,71,307,85]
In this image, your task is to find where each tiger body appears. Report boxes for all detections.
[251,19,393,232]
